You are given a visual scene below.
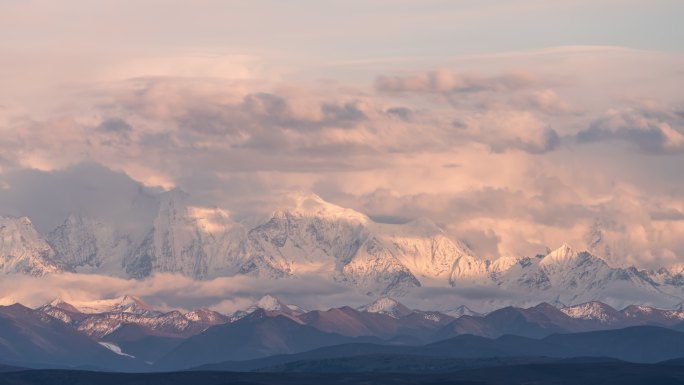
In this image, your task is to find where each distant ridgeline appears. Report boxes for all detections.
[4,294,684,371]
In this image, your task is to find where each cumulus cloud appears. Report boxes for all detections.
[577,107,684,154]
[0,48,683,275]
[448,107,562,154]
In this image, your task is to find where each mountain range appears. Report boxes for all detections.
[2,294,684,371]
[3,191,684,310]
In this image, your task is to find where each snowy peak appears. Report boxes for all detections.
[71,295,155,315]
[445,305,482,318]
[46,298,82,314]
[0,216,59,276]
[253,295,305,315]
[46,213,103,269]
[540,243,578,266]
[540,243,608,269]
[621,304,656,318]
[231,295,305,321]
[560,301,621,324]
[184,308,229,324]
[279,192,369,224]
[255,294,290,312]
[358,297,412,318]
[8,187,684,310]
[125,187,210,279]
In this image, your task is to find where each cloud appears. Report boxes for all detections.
[450,107,562,154]
[651,210,684,222]
[521,89,578,115]
[0,270,604,314]
[385,106,413,121]
[97,117,133,134]
[0,163,160,233]
[1,48,684,274]
[490,126,561,154]
[0,272,370,313]
[576,108,684,154]
[375,69,539,94]
[0,271,521,313]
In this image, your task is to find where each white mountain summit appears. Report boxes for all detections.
[0,216,60,276]
[358,297,413,318]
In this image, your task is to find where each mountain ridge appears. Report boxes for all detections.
[2,193,684,306]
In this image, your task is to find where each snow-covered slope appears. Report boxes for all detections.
[236,193,475,295]
[560,301,624,324]
[445,305,482,318]
[449,243,682,310]
[0,217,60,276]
[68,295,155,315]
[229,295,306,321]
[125,190,210,279]
[47,214,132,274]
[358,297,413,318]
[36,296,229,339]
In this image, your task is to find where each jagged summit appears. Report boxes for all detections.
[45,298,82,314]
[0,216,60,276]
[561,301,622,323]
[358,297,412,318]
[539,243,609,267]
[445,305,482,318]
[254,294,290,312]
[276,192,370,224]
[541,243,588,266]
[230,295,305,321]
[183,308,228,323]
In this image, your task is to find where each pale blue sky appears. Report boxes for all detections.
[1,0,682,58]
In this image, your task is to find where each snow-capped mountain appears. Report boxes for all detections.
[66,295,156,315]
[229,294,306,321]
[47,214,134,275]
[560,301,684,327]
[124,190,210,279]
[0,216,60,276]
[4,191,684,306]
[231,193,472,295]
[0,192,477,296]
[449,243,684,309]
[358,297,413,319]
[560,301,624,324]
[12,296,684,370]
[0,303,139,370]
[444,305,482,318]
[36,295,228,339]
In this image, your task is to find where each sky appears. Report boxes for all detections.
[1,0,683,272]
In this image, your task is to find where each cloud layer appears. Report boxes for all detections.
[0,43,682,272]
